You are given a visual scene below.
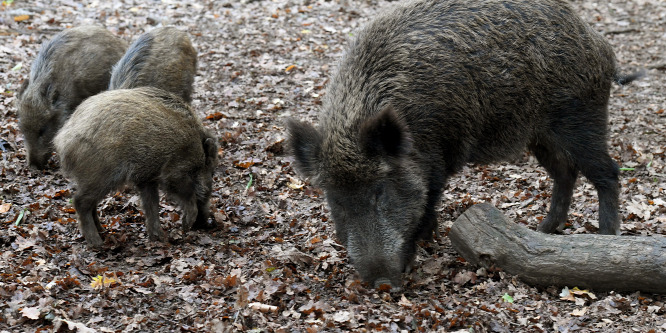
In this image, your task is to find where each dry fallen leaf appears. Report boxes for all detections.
[234,159,261,169]
[13,14,30,22]
[0,202,11,213]
[248,302,278,313]
[287,177,305,190]
[560,287,597,304]
[20,306,40,320]
[332,311,351,323]
[310,236,322,244]
[275,246,314,266]
[58,318,97,333]
[398,295,413,307]
[559,286,575,301]
[453,270,477,285]
[12,235,37,251]
[571,287,597,300]
[571,307,588,317]
[90,275,118,289]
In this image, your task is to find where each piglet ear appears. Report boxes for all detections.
[203,136,219,167]
[360,105,411,158]
[17,78,29,100]
[39,83,60,108]
[287,118,323,178]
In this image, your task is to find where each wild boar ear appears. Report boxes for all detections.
[360,105,411,158]
[203,137,219,167]
[40,83,60,108]
[17,78,29,100]
[287,118,322,178]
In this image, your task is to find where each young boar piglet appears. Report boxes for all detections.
[17,25,127,169]
[54,87,218,248]
[109,26,197,103]
[288,0,642,290]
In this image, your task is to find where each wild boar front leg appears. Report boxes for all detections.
[74,192,104,248]
[92,209,103,232]
[137,182,168,242]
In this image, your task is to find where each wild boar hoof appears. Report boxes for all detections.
[148,231,168,243]
[536,218,564,234]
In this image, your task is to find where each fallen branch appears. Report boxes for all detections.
[449,203,666,294]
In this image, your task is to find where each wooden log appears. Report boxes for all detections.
[449,203,666,294]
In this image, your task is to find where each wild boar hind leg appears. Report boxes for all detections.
[571,144,621,235]
[530,102,620,235]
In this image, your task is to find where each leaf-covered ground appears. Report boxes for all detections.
[1,0,664,332]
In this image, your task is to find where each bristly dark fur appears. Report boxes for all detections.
[17,26,127,170]
[288,0,640,289]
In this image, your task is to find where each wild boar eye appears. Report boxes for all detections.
[38,126,47,137]
[369,194,376,206]
[376,184,385,198]
[371,184,385,205]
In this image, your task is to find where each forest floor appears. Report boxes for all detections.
[0,0,664,332]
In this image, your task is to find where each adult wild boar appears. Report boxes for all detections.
[17,26,127,169]
[54,87,218,248]
[109,26,197,103]
[288,0,642,289]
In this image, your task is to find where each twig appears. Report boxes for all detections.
[647,63,666,70]
[605,28,640,35]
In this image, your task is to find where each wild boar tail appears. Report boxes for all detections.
[614,68,645,86]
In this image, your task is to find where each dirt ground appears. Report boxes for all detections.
[0,0,664,332]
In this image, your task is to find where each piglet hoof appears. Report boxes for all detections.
[85,234,104,249]
[404,262,413,274]
[191,216,217,231]
[147,230,168,243]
